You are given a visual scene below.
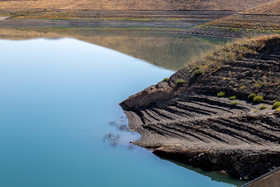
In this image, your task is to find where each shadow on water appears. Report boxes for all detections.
[156,155,247,187]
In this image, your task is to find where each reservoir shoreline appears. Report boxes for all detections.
[120,35,280,181]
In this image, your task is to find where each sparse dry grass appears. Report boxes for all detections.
[0,0,275,19]
[207,0,280,32]
[0,0,274,11]
[179,34,280,102]
[190,35,275,69]
[243,0,280,15]
[184,34,280,90]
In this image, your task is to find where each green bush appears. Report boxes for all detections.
[231,101,238,106]
[163,77,169,82]
[259,105,267,110]
[217,91,226,97]
[253,95,263,104]
[175,79,186,86]
[193,69,203,76]
[272,102,280,109]
[248,93,256,102]
[229,96,237,100]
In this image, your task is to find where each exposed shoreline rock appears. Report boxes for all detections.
[120,35,280,180]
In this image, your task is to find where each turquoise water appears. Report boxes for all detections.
[0,38,242,187]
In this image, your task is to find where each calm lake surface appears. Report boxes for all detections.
[0,38,244,187]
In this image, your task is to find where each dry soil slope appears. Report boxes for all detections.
[0,0,275,11]
[121,35,280,180]
[243,0,280,15]
[207,0,280,30]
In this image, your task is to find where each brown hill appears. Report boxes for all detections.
[207,0,280,31]
[0,0,275,12]
[243,0,280,15]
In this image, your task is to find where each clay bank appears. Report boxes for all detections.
[121,35,280,181]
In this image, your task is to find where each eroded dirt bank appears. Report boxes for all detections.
[120,35,280,180]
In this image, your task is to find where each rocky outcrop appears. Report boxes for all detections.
[120,35,280,180]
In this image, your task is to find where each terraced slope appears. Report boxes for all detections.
[121,35,280,180]
[207,0,280,31]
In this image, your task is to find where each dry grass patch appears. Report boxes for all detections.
[179,35,280,101]
[0,0,275,19]
[189,35,279,70]
[206,0,280,32]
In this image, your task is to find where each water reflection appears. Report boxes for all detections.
[109,118,130,132]
[104,115,244,186]
[103,132,137,151]
[0,30,238,186]
[0,27,229,70]
[157,155,246,187]
[105,114,244,186]
[104,117,137,150]
[103,133,120,148]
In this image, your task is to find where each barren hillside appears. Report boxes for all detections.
[0,0,275,11]
[243,0,280,15]
[207,0,280,31]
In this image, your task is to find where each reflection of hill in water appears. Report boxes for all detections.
[78,31,228,70]
[158,156,245,187]
[0,28,228,70]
